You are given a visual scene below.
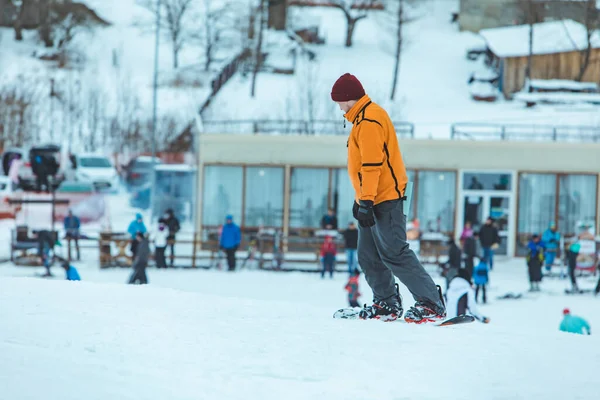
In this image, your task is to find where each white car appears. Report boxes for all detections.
[0,175,17,218]
[68,154,120,192]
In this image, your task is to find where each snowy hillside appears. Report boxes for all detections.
[203,0,600,138]
[0,0,246,152]
[1,258,599,400]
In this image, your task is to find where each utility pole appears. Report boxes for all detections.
[151,0,162,221]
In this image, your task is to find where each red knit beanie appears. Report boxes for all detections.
[331,73,365,102]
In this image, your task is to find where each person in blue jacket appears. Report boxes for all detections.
[526,234,545,292]
[220,214,241,271]
[61,260,81,281]
[542,222,560,272]
[127,213,147,257]
[63,209,81,261]
[473,256,489,303]
[560,308,591,335]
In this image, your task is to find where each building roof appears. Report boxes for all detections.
[479,20,600,58]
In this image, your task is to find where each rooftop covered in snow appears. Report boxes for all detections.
[479,19,600,58]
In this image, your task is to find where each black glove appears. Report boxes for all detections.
[352,202,359,219]
[356,200,375,228]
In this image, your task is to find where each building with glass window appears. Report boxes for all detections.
[195,134,600,257]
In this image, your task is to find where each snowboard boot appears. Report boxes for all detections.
[359,284,403,321]
[404,285,447,324]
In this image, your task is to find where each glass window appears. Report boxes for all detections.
[463,172,512,191]
[244,167,284,227]
[202,166,243,226]
[417,171,456,233]
[332,168,356,229]
[289,168,329,229]
[559,174,597,235]
[517,173,557,256]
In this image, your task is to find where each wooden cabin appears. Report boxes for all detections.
[479,20,600,98]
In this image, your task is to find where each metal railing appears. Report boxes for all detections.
[202,119,415,138]
[450,122,600,142]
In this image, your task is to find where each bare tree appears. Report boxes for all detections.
[390,0,403,100]
[250,0,266,97]
[332,0,374,47]
[190,0,243,71]
[0,79,42,148]
[138,0,195,69]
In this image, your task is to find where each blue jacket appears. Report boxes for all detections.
[542,228,560,250]
[66,266,81,281]
[64,215,81,231]
[127,213,147,239]
[560,315,591,335]
[220,219,241,250]
[527,240,545,260]
[473,261,489,285]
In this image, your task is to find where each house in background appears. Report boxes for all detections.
[479,20,600,98]
[459,0,599,32]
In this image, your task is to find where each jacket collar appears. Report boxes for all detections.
[344,95,371,123]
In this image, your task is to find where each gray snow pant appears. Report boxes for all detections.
[358,199,444,310]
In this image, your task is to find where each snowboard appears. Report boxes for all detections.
[564,288,595,295]
[333,307,475,326]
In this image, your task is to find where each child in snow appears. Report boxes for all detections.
[473,256,489,303]
[345,269,361,307]
[526,234,545,292]
[320,235,337,279]
[560,308,591,335]
[154,219,169,269]
[445,269,490,324]
[62,260,81,281]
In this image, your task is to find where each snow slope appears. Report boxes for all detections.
[1,258,598,400]
[203,0,600,138]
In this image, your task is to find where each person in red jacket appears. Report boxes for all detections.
[320,235,337,279]
[345,269,362,307]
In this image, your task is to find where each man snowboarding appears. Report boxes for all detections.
[330,73,446,323]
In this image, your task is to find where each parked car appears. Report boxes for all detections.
[1,145,65,191]
[66,153,120,192]
[123,156,162,190]
[0,175,18,219]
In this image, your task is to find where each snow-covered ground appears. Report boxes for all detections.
[203,0,600,138]
[1,257,598,400]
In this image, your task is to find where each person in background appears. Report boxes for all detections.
[460,221,473,247]
[566,241,581,292]
[163,208,180,268]
[479,217,500,270]
[473,256,489,304]
[345,269,362,307]
[542,222,560,272]
[128,232,149,284]
[442,237,461,291]
[321,208,338,230]
[37,230,55,277]
[127,213,147,257]
[320,235,337,279]
[154,219,169,269]
[62,260,81,281]
[343,222,359,275]
[526,234,545,292]
[63,209,81,261]
[560,308,591,335]
[219,214,241,271]
[445,269,490,323]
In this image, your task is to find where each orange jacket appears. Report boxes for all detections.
[345,95,408,205]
